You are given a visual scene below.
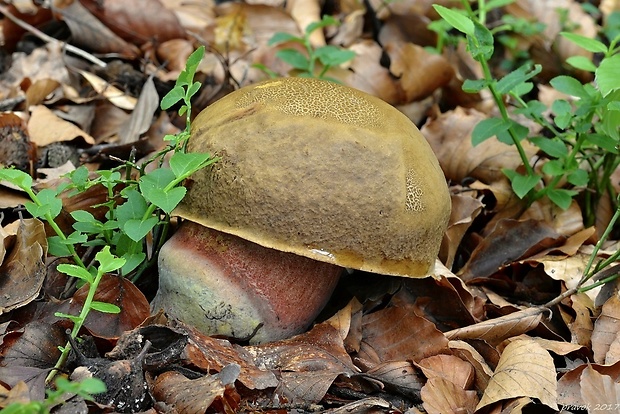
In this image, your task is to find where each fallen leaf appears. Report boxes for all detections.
[557,361,620,408]
[118,77,159,144]
[416,354,474,389]
[448,340,494,392]
[441,192,484,269]
[359,305,449,364]
[28,105,95,146]
[77,70,137,110]
[421,377,479,414]
[445,307,548,345]
[580,364,620,410]
[476,338,558,411]
[591,295,620,365]
[365,361,425,398]
[0,219,47,314]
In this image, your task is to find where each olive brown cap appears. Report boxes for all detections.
[175,77,451,277]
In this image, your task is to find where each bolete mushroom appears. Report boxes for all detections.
[153,77,451,343]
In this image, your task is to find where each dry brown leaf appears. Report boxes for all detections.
[384,40,454,102]
[448,340,494,392]
[459,218,561,281]
[0,219,46,314]
[358,304,449,363]
[557,361,620,408]
[55,0,140,59]
[580,364,620,410]
[77,70,137,110]
[80,0,186,46]
[27,105,95,147]
[183,325,278,390]
[476,338,558,411]
[421,377,478,414]
[441,193,484,268]
[152,365,239,413]
[416,354,474,389]
[161,0,215,32]
[286,0,323,46]
[422,107,537,186]
[214,7,250,52]
[365,361,425,397]
[520,198,584,236]
[118,77,159,144]
[246,323,358,403]
[339,40,404,104]
[445,307,548,344]
[591,295,620,365]
[563,293,595,347]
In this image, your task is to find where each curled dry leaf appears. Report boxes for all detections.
[245,323,358,403]
[557,361,620,408]
[152,364,240,414]
[286,0,323,46]
[54,0,140,59]
[0,219,47,314]
[416,354,474,390]
[441,192,484,269]
[591,295,620,365]
[580,365,620,409]
[383,41,454,102]
[421,377,479,414]
[444,307,548,345]
[448,340,494,392]
[476,338,558,411]
[77,70,137,110]
[365,361,425,398]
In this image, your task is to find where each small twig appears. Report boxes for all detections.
[0,4,106,68]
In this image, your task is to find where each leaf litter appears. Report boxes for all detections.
[0,0,619,412]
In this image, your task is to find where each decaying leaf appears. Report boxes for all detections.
[591,295,620,365]
[477,338,558,411]
[0,219,47,314]
[421,377,479,414]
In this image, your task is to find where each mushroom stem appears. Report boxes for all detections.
[153,221,342,344]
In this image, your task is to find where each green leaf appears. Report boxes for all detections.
[550,75,588,98]
[551,99,573,129]
[468,21,494,60]
[472,117,511,146]
[584,133,619,153]
[496,63,542,95]
[116,188,148,224]
[57,264,94,283]
[528,137,568,158]
[433,5,474,36]
[504,169,540,198]
[595,54,620,97]
[0,168,32,190]
[142,186,186,214]
[47,236,73,257]
[560,32,608,53]
[95,246,126,274]
[542,159,565,176]
[268,32,302,46]
[169,152,212,179]
[315,45,356,66]
[160,85,185,110]
[91,301,121,314]
[462,78,488,93]
[121,252,146,275]
[306,15,339,35]
[124,217,158,242]
[275,49,310,70]
[547,188,577,209]
[185,45,205,71]
[25,189,62,219]
[496,120,528,145]
[567,169,589,186]
[566,56,597,72]
[485,0,516,10]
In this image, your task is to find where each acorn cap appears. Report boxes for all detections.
[176,77,451,277]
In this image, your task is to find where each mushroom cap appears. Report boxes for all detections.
[176,77,451,277]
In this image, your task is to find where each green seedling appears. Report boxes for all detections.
[0,45,214,383]
[432,2,620,289]
[258,15,356,81]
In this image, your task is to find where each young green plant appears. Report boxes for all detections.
[258,15,356,81]
[0,45,214,382]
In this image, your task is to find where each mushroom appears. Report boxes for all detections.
[152,77,451,343]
